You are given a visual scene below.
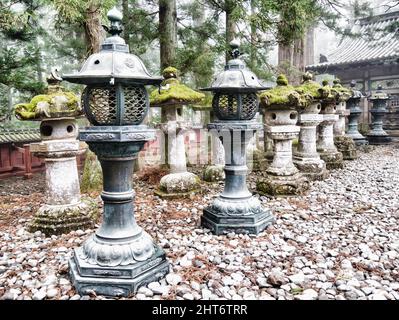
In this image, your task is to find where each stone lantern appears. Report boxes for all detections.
[14,70,95,235]
[346,80,368,145]
[316,80,344,169]
[367,85,392,145]
[332,79,357,160]
[256,75,310,196]
[62,7,169,297]
[200,41,274,235]
[149,66,204,198]
[292,72,328,181]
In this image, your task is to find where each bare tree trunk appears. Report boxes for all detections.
[34,37,43,84]
[84,2,104,54]
[122,0,130,44]
[278,43,293,66]
[225,0,237,63]
[293,37,305,72]
[7,87,12,122]
[250,0,256,65]
[304,27,315,66]
[159,0,177,69]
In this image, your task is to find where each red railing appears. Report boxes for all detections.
[0,143,85,179]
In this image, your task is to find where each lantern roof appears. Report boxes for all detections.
[201,40,267,93]
[62,7,162,86]
[369,84,389,101]
[149,67,205,107]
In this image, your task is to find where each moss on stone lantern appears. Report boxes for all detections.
[150,67,205,198]
[256,75,310,197]
[292,72,328,181]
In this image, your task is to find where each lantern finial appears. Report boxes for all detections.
[106,7,123,36]
[229,39,241,59]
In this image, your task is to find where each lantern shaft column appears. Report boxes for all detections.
[201,121,274,235]
[317,109,344,169]
[69,127,169,297]
[367,86,392,145]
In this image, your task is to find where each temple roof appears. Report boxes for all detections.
[307,11,399,70]
[0,128,41,144]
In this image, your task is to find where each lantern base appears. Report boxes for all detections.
[319,150,344,170]
[201,198,274,235]
[346,131,368,146]
[256,172,310,197]
[334,136,358,160]
[366,134,392,145]
[293,156,328,181]
[203,165,225,182]
[28,198,97,236]
[69,245,169,297]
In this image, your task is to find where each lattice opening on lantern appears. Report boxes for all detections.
[214,94,238,119]
[86,87,117,125]
[241,93,258,120]
[123,86,147,124]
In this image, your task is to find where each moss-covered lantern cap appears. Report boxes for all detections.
[260,74,306,109]
[149,66,205,107]
[14,69,82,120]
[332,78,351,102]
[201,40,268,93]
[295,72,329,102]
[369,84,389,101]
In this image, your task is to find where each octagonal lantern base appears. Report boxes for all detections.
[334,136,358,160]
[201,203,274,235]
[293,156,328,181]
[256,172,310,197]
[69,245,169,297]
[28,198,97,236]
[319,151,344,170]
[367,134,392,145]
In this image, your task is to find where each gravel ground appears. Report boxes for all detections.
[0,145,398,300]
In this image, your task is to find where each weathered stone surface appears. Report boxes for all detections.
[257,172,310,197]
[156,172,200,198]
[29,198,97,236]
[293,112,328,181]
[334,136,357,160]
[203,165,225,182]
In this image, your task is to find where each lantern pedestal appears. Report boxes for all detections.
[247,136,264,172]
[262,122,275,167]
[293,113,328,181]
[317,114,344,170]
[201,121,274,235]
[257,125,310,196]
[155,120,200,198]
[28,118,95,235]
[69,126,169,297]
[333,102,357,160]
[367,108,392,145]
[347,104,368,145]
